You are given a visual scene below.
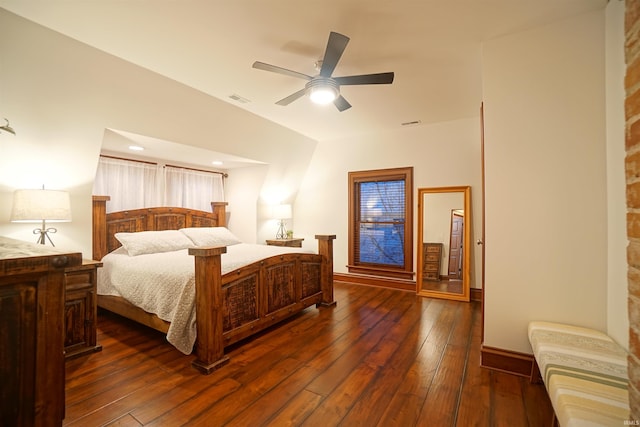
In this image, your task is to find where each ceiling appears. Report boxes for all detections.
[1,1,606,146]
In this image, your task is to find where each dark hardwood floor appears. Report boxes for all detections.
[64,282,553,426]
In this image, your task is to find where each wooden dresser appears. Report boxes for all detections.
[422,242,443,281]
[0,236,82,426]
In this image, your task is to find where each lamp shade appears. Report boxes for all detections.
[10,189,72,223]
[271,204,292,220]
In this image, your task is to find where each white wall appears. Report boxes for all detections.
[0,9,317,256]
[295,118,483,288]
[605,0,628,349]
[482,9,608,352]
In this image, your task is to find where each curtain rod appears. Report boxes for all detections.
[100,154,157,165]
[165,164,228,178]
[99,155,228,178]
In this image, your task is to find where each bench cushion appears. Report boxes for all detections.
[528,321,629,426]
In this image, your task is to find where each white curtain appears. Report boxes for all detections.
[93,157,160,212]
[93,157,224,213]
[164,165,224,212]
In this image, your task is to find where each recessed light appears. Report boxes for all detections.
[128,145,144,151]
[212,160,223,166]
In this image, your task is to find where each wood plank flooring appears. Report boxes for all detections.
[64,282,553,426]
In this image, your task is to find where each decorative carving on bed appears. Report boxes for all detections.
[91,196,336,375]
[215,253,324,345]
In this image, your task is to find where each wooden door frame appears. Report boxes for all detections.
[480,103,486,342]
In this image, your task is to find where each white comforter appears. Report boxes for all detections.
[98,243,311,354]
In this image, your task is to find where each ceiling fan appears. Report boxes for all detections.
[252,31,394,112]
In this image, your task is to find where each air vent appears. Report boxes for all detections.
[229,94,250,104]
[401,120,422,126]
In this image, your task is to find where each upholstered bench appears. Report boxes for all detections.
[528,321,630,426]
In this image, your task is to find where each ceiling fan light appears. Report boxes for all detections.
[306,77,339,105]
[309,86,338,104]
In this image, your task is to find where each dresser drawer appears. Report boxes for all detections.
[424,272,439,280]
[424,263,439,272]
[65,271,93,290]
[425,253,440,262]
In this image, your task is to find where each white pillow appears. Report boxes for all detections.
[179,227,241,247]
[115,230,195,256]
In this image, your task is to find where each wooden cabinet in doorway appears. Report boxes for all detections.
[423,243,443,281]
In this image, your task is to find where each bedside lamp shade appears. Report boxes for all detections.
[271,204,292,220]
[11,189,72,246]
[11,189,72,222]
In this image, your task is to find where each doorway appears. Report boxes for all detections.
[448,211,464,279]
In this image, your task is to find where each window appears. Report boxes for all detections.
[348,167,413,279]
[164,165,225,211]
[93,156,225,212]
[93,156,160,212]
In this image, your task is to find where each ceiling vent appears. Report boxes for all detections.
[229,94,250,104]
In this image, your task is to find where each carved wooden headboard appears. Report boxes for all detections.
[92,195,228,260]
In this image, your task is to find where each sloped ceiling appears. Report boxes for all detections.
[0,0,606,145]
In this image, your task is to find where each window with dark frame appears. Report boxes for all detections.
[348,167,413,280]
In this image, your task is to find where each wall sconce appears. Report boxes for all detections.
[271,204,292,239]
[0,118,15,135]
[10,188,72,246]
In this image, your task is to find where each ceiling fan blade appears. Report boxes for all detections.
[334,72,395,86]
[334,95,352,112]
[276,88,307,106]
[252,61,312,80]
[319,32,350,78]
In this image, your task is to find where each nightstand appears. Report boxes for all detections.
[265,238,304,248]
[64,259,103,359]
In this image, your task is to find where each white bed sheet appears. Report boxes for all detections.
[97,243,311,354]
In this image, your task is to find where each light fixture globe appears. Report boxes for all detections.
[306,77,339,105]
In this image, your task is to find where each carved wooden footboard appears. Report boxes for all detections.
[190,237,335,373]
[92,196,336,374]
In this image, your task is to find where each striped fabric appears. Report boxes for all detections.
[528,321,630,427]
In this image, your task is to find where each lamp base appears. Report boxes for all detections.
[275,220,287,239]
[33,220,57,246]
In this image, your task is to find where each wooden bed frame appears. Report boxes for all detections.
[92,196,336,374]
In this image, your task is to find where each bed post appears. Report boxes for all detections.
[315,234,337,307]
[211,202,228,227]
[188,246,230,374]
[92,196,110,261]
